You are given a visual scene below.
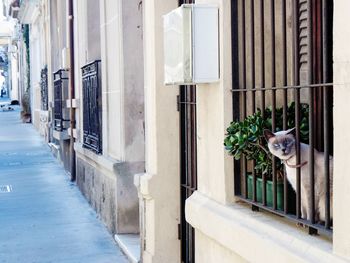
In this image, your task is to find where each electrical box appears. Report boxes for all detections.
[163,4,219,85]
[61,47,70,70]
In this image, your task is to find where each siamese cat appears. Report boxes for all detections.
[264,128,333,223]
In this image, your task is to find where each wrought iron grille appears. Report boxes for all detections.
[178,1,197,262]
[82,60,102,154]
[230,0,333,236]
[40,66,48,111]
[179,85,197,263]
[53,69,69,131]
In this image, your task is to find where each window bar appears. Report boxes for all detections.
[191,88,197,258]
[323,78,331,229]
[250,0,257,203]
[282,0,288,131]
[193,88,198,191]
[241,0,248,199]
[188,87,192,192]
[185,88,190,192]
[232,0,241,196]
[270,0,277,210]
[307,0,316,229]
[281,0,288,214]
[260,0,267,206]
[315,0,324,150]
[293,0,302,221]
[230,83,332,92]
[241,0,247,120]
[322,0,331,229]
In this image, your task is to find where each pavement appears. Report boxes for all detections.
[0,99,128,263]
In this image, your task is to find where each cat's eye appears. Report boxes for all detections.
[287,140,294,146]
[273,144,280,148]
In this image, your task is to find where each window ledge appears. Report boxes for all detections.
[74,142,121,174]
[53,129,70,141]
[186,191,348,263]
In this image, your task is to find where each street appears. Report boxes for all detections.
[0,100,127,263]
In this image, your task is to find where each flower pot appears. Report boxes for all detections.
[246,174,284,211]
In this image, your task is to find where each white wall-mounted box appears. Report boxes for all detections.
[61,47,70,70]
[163,4,219,85]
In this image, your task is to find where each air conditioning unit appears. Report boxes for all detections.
[163,4,219,85]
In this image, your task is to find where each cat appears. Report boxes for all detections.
[264,128,333,223]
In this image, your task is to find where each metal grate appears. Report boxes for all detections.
[0,185,12,193]
[82,60,102,154]
[230,0,333,236]
[178,1,196,262]
[40,66,49,111]
[53,69,70,131]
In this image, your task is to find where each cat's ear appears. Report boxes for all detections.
[286,127,296,136]
[264,129,275,141]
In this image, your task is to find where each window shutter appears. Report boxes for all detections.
[299,0,309,84]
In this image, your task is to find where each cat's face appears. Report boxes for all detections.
[264,128,296,160]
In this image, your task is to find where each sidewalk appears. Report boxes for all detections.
[0,103,127,263]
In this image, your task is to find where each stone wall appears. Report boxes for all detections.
[76,156,117,233]
[75,145,142,234]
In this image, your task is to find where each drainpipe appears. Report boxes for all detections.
[68,0,76,181]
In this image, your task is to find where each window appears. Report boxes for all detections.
[53,69,69,131]
[82,60,102,154]
[40,66,48,111]
[230,0,333,235]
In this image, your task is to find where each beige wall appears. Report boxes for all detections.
[99,0,145,163]
[121,0,144,163]
[10,51,19,101]
[138,0,181,262]
[29,0,50,133]
[73,0,144,235]
[184,0,350,263]
[86,0,101,61]
[333,0,350,259]
[29,24,41,130]
[50,0,67,72]
[194,0,234,205]
[101,0,123,159]
[195,231,246,263]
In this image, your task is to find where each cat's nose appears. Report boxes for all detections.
[282,148,286,153]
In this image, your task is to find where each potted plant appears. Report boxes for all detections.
[224,102,309,210]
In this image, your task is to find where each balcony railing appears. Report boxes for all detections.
[82,60,102,154]
[40,66,48,111]
[53,69,69,131]
[229,0,333,236]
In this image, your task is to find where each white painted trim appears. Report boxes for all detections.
[99,0,125,161]
[117,0,125,161]
[114,234,141,263]
[53,130,70,141]
[66,98,79,108]
[136,172,155,201]
[100,0,109,156]
[186,192,348,263]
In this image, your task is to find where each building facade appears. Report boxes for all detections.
[0,2,19,102]
[6,0,350,263]
[8,0,145,261]
[139,0,350,262]
[73,0,144,237]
